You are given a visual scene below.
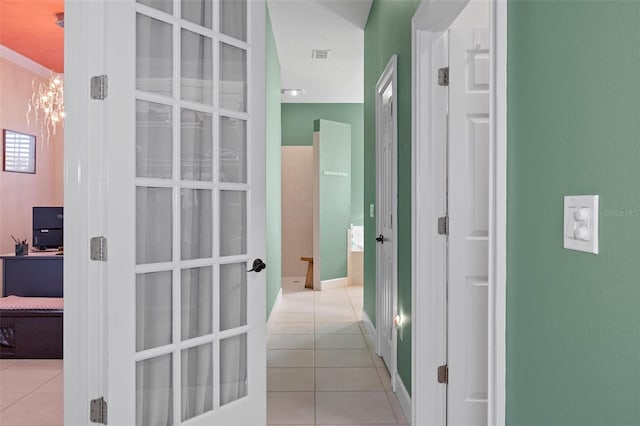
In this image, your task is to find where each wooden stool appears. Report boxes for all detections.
[300,257,313,289]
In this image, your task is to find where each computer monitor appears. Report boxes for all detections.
[33,206,63,249]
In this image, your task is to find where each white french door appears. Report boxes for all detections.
[100,0,266,424]
[375,56,397,387]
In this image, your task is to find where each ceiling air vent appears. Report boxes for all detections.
[312,49,330,59]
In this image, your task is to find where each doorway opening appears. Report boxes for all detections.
[412,0,507,424]
[0,1,65,424]
[267,1,405,424]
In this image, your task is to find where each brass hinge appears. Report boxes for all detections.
[438,67,449,86]
[437,364,448,384]
[437,216,449,235]
[90,397,108,424]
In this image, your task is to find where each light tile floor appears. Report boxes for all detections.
[268,277,408,426]
[0,359,63,426]
[0,280,408,426]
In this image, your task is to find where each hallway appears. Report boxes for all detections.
[267,278,408,425]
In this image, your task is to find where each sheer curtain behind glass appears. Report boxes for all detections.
[179,23,215,420]
[135,3,176,425]
[216,0,250,410]
[136,0,248,421]
[180,267,213,419]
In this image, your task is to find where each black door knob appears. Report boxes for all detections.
[248,258,267,273]
[376,234,384,243]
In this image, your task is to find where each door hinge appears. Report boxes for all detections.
[90,236,108,261]
[90,397,108,424]
[438,67,449,86]
[437,216,449,235]
[90,75,108,100]
[437,364,449,384]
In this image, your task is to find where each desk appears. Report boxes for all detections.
[1,252,63,297]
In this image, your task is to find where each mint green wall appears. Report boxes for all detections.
[281,103,364,225]
[364,0,420,392]
[507,2,640,424]
[315,119,352,280]
[265,7,282,318]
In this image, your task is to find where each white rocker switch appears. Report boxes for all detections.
[564,195,599,254]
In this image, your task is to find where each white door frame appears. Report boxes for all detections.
[411,1,507,425]
[375,55,399,389]
[64,0,108,424]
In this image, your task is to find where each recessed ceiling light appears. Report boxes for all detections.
[281,89,304,97]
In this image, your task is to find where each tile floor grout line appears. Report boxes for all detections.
[0,366,63,416]
[382,385,404,425]
[30,370,63,393]
[0,390,35,414]
[272,280,400,425]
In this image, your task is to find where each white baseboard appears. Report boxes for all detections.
[266,288,282,329]
[361,308,376,336]
[321,276,348,289]
[394,372,412,424]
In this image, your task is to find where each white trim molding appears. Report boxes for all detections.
[395,372,412,424]
[411,0,507,425]
[63,0,107,424]
[361,308,376,337]
[266,287,283,329]
[488,1,507,423]
[321,277,349,289]
[0,44,52,76]
[410,18,448,425]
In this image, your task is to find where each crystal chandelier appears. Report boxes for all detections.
[27,73,65,145]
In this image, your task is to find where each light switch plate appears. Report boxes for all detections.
[564,195,599,254]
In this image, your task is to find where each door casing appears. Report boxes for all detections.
[411,0,507,425]
[64,1,108,423]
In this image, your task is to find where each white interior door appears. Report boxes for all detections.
[375,56,397,384]
[102,0,266,424]
[447,2,490,425]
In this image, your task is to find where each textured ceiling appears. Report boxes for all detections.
[268,0,372,103]
[0,0,370,97]
[0,0,64,72]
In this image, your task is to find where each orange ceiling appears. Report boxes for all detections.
[0,0,64,73]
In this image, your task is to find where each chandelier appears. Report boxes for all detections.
[27,73,65,145]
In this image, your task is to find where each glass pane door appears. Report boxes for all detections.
[132,0,255,423]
